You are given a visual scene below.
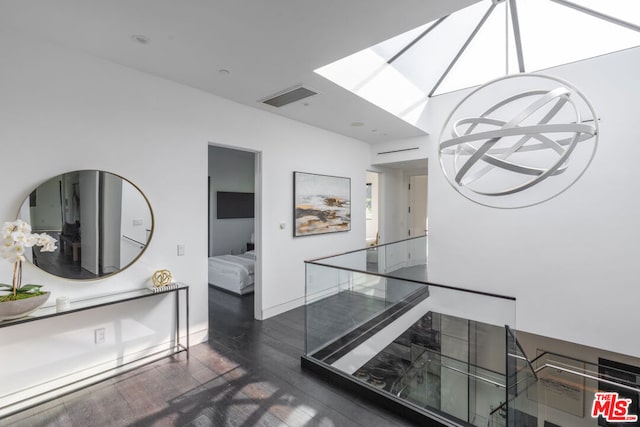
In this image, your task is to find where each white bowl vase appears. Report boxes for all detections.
[0,292,50,321]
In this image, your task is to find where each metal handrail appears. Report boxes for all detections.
[440,362,506,388]
[306,234,427,262]
[535,363,640,394]
[490,349,640,418]
[305,262,516,302]
[306,235,516,300]
[506,326,538,381]
[417,347,507,381]
[122,234,146,248]
[400,347,507,393]
[532,350,640,388]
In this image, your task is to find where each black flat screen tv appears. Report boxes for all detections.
[217,191,254,219]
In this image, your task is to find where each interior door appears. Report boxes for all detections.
[409,175,428,237]
[365,171,380,246]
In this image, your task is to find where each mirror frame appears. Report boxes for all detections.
[18,170,155,281]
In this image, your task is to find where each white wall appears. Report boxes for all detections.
[381,47,640,358]
[0,29,369,410]
[208,146,255,256]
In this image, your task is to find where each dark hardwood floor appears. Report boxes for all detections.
[33,245,99,280]
[2,286,417,426]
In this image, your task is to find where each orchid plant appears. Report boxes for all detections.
[1,220,57,302]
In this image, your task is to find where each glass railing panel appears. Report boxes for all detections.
[504,327,538,427]
[304,236,518,426]
[305,266,515,425]
[384,235,427,281]
[305,265,516,360]
[311,235,427,277]
[313,247,370,271]
[365,243,385,274]
[305,262,400,355]
[488,404,507,427]
[394,347,506,427]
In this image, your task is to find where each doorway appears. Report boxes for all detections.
[408,174,428,237]
[366,171,380,247]
[207,144,261,320]
[368,159,428,243]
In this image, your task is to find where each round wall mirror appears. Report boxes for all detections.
[18,170,154,280]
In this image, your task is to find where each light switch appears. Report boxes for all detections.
[177,244,185,256]
[133,219,144,226]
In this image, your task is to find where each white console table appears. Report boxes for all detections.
[0,283,189,417]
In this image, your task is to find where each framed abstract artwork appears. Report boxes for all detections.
[293,171,351,237]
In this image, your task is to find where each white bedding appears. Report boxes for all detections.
[208,252,256,295]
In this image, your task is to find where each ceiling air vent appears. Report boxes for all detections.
[261,86,317,107]
[377,147,420,155]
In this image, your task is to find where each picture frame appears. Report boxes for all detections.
[293,171,351,237]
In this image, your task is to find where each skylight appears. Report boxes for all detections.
[315,0,640,127]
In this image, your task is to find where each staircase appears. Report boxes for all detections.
[489,328,640,427]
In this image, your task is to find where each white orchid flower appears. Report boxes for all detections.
[24,234,38,247]
[38,234,57,252]
[13,242,24,255]
[10,231,27,243]
[2,220,55,296]
[1,220,57,257]
[15,220,31,234]
[1,223,13,239]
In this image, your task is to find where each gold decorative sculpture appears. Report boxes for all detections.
[152,269,173,287]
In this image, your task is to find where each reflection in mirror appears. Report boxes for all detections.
[18,170,153,280]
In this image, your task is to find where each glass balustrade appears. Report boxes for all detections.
[304,236,640,426]
[497,327,539,427]
[303,235,524,426]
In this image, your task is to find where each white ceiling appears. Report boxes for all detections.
[0,0,477,143]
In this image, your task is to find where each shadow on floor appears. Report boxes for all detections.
[2,286,416,427]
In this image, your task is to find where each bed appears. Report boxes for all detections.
[208,251,256,295]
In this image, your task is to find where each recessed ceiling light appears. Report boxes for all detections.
[131,34,150,45]
[350,122,365,127]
